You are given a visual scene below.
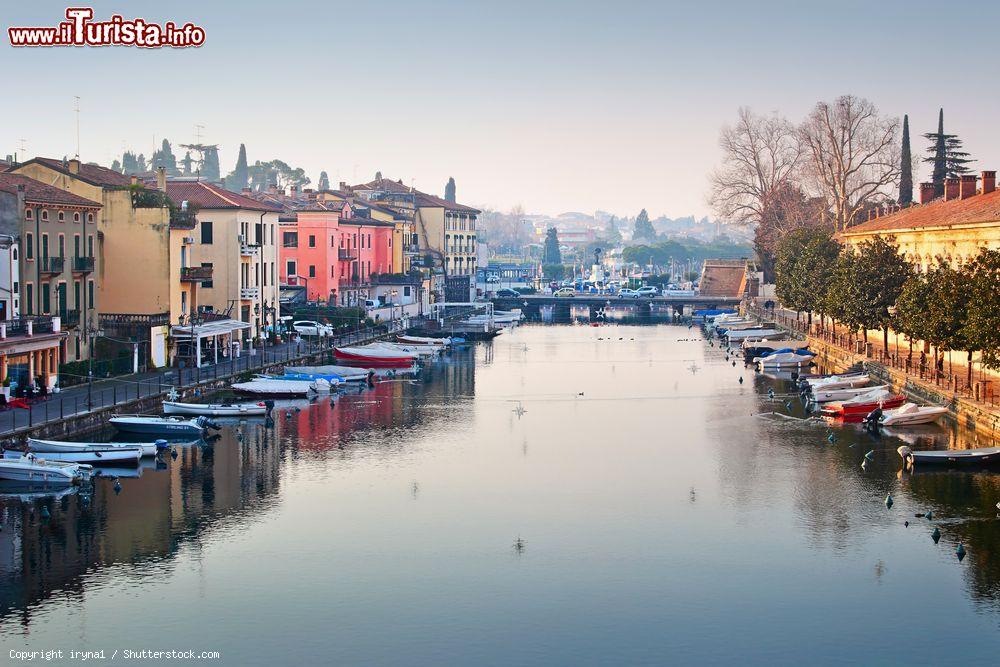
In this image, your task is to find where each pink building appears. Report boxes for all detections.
[279,201,395,306]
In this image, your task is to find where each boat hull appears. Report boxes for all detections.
[825,396,905,416]
[334,348,416,367]
[29,439,157,456]
[899,446,1000,466]
[7,448,141,465]
[0,457,86,485]
[110,417,206,437]
[163,401,268,417]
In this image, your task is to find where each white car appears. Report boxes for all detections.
[293,320,333,337]
[618,288,641,298]
[485,275,501,284]
[635,286,659,297]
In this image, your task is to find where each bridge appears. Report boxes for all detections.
[489,294,741,310]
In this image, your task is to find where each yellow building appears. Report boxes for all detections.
[11,158,179,366]
[839,172,1000,269]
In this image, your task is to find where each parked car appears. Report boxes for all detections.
[485,275,501,284]
[495,288,520,298]
[553,287,576,298]
[636,286,659,297]
[618,288,641,298]
[293,320,334,337]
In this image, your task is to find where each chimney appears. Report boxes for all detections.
[130,175,138,186]
[156,166,167,192]
[339,181,347,192]
[919,182,935,204]
[960,174,977,199]
[68,158,80,174]
[242,187,252,196]
[982,170,996,194]
[945,177,960,201]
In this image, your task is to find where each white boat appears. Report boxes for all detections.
[0,453,91,485]
[110,415,211,437]
[724,328,782,342]
[754,349,816,368]
[232,378,317,396]
[805,374,871,391]
[287,365,372,382]
[742,338,810,351]
[898,445,1000,466]
[28,438,159,457]
[368,342,440,358]
[880,403,949,427]
[6,446,141,465]
[810,384,889,403]
[163,400,268,417]
[397,335,451,346]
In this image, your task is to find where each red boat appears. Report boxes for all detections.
[334,346,417,368]
[823,389,906,417]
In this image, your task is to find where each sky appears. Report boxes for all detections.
[3,0,1000,219]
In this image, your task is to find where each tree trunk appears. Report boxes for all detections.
[967,350,973,389]
[883,327,889,355]
[862,328,868,344]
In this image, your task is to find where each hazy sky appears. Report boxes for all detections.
[4,0,1000,218]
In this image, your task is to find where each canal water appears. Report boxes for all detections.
[2,322,999,665]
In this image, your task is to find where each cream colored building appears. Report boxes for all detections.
[163,179,281,346]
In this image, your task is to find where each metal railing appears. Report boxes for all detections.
[39,256,65,274]
[72,256,95,273]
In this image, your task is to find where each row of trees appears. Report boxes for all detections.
[710,98,974,279]
[775,230,1000,380]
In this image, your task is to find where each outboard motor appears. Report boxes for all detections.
[204,418,222,431]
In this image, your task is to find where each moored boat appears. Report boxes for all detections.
[878,403,949,427]
[109,415,212,437]
[754,348,817,368]
[28,438,159,457]
[397,335,451,346]
[823,388,905,416]
[163,400,269,417]
[334,345,417,367]
[0,453,92,485]
[804,373,871,392]
[286,364,373,382]
[6,446,141,466]
[231,378,317,396]
[898,445,1000,466]
[810,384,889,403]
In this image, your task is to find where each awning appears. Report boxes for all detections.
[170,318,252,340]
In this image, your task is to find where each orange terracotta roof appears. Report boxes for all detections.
[0,173,102,208]
[841,189,1000,235]
[163,180,281,212]
[18,157,133,187]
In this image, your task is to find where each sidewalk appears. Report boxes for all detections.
[0,324,401,436]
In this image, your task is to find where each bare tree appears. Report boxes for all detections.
[799,95,900,231]
[708,107,804,225]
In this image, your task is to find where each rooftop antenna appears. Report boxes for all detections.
[18,138,27,160]
[195,123,204,144]
[73,96,81,159]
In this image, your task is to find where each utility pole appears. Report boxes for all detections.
[74,96,81,159]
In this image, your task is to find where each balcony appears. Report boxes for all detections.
[59,309,81,328]
[72,256,95,274]
[338,248,358,261]
[240,286,259,300]
[169,209,198,230]
[181,265,214,282]
[39,256,65,275]
[404,244,421,255]
[240,242,260,257]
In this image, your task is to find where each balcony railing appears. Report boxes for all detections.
[338,248,358,261]
[404,244,421,255]
[59,310,81,328]
[0,316,56,339]
[39,256,65,274]
[240,243,260,257]
[181,266,214,282]
[169,209,198,229]
[240,286,260,300]
[72,256,95,273]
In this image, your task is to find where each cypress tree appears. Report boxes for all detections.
[317,170,330,191]
[632,208,656,242]
[445,177,456,202]
[898,114,912,205]
[225,144,249,191]
[925,109,948,197]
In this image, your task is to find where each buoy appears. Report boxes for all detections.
[732,360,737,367]
[40,506,50,520]
[931,527,941,543]
[170,448,178,459]
[904,521,909,527]
[956,543,966,561]
[285,412,292,419]
[113,479,122,495]
[885,493,893,509]
[738,376,744,384]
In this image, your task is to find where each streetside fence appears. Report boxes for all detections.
[746,299,998,407]
[0,319,410,437]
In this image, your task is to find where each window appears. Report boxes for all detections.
[201,262,213,288]
[74,235,81,258]
[73,212,80,222]
[41,210,49,221]
[255,222,263,245]
[282,231,298,247]
[308,235,316,248]
[74,281,80,310]
[331,236,336,247]
[404,286,411,297]
[24,284,33,314]
[58,211,65,222]
[11,247,17,261]
[25,233,33,259]
[41,283,50,313]
[88,280,94,308]
[200,221,213,244]
[41,234,49,260]
[25,209,32,220]
[87,213,94,223]
[87,235,94,258]
[286,260,296,277]
[308,265,316,278]
[58,235,65,259]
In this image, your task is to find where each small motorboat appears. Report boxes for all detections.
[6,446,141,466]
[877,403,949,427]
[898,445,1000,467]
[0,453,92,485]
[811,384,889,403]
[279,371,346,384]
[231,378,317,396]
[286,365,372,382]
[397,335,451,346]
[109,415,212,437]
[723,328,783,342]
[823,388,905,416]
[28,438,159,457]
[334,345,417,367]
[754,348,817,368]
[163,400,268,417]
[369,342,440,358]
[805,373,871,392]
